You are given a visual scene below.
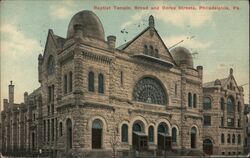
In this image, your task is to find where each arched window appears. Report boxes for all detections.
[158,123,169,135]
[133,77,167,105]
[98,73,104,94]
[155,49,159,58]
[133,122,143,132]
[220,98,224,110]
[32,132,35,150]
[227,134,231,143]
[203,97,212,110]
[227,96,234,113]
[144,45,148,55]
[172,127,177,143]
[47,56,55,75]
[64,74,67,94]
[66,119,73,149]
[237,102,241,112]
[88,71,94,92]
[43,120,46,142]
[149,45,154,56]
[93,119,103,129]
[148,126,154,143]
[188,93,192,107]
[193,94,197,108]
[238,134,241,144]
[232,134,235,144]
[59,122,63,136]
[69,71,73,92]
[221,133,225,144]
[121,124,128,143]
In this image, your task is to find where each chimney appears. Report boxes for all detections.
[230,68,233,75]
[9,81,14,105]
[24,92,28,104]
[107,35,116,49]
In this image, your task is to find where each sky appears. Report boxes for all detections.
[0,0,249,109]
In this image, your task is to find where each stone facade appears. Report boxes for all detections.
[202,69,245,156]
[0,10,245,158]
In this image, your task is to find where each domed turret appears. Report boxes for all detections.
[170,46,194,68]
[67,10,105,41]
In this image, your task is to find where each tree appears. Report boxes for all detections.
[109,126,120,158]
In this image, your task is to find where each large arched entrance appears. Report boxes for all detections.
[203,139,213,155]
[66,119,73,149]
[158,123,171,150]
[191,127,197,148]
[132,121,147,151]
[92,119,103,149]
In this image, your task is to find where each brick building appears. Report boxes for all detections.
[1,10,246,158]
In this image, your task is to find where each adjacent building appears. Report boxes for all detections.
[203,69,245,155]
[1,10,246,158]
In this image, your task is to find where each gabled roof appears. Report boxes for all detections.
[42,30,66,63]
[203,77,228,88]
[116,26,175,64]
[203,70,241,92]
[117,27,149,50]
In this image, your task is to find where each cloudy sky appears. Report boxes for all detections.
[0,0,249,108]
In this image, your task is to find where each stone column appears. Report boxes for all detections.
[73,48,84,101]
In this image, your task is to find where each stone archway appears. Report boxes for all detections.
[203,139,213,155]
[132,120,147,151]
[92,119,103,149]
[157,122,171,150]
[191,127,197,148]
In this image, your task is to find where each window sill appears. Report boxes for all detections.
[204,125,211,127]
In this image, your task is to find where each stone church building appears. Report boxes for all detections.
[1,10,245,158]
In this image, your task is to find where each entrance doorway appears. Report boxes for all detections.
[191,127,197,148]
[132,121,147,151]
[203,139,213,155]
[92,119,103,149]
[157,123,171,150]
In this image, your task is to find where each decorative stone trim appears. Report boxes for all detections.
[82,51,113,64]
